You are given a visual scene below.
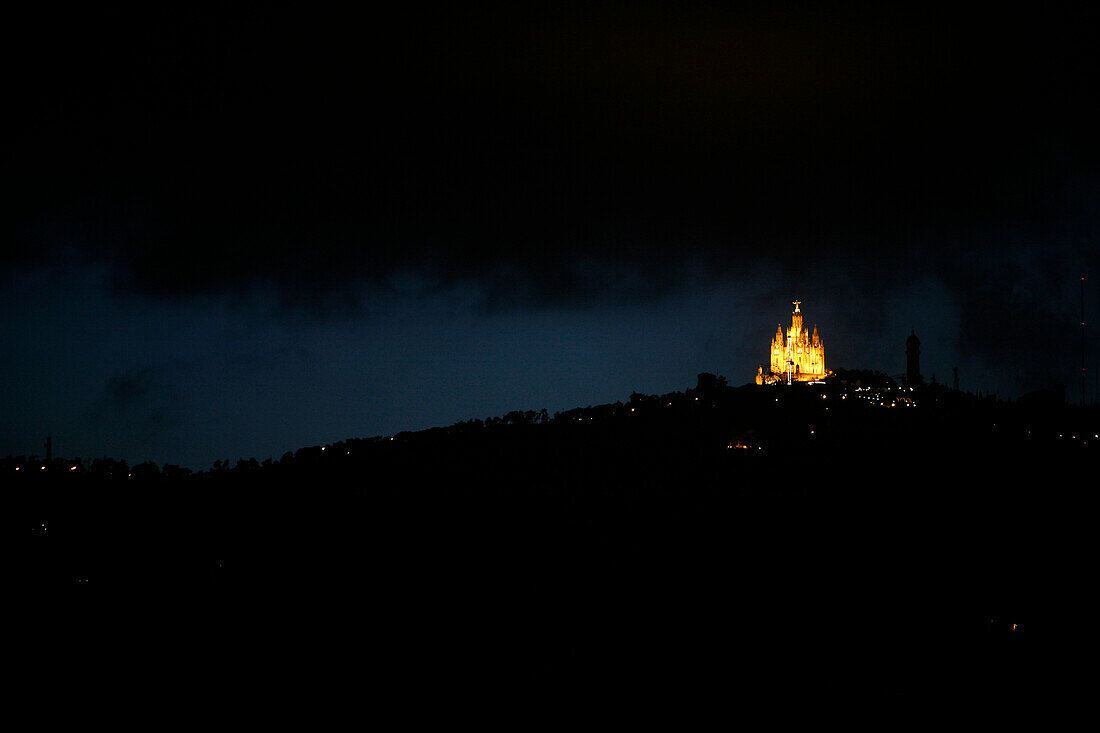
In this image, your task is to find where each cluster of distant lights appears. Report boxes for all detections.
[842,386,918,408]
[14,464,129,475]
[11,387,1096,474]
[726,441,762,451]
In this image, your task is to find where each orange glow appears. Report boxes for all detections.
[757,301,829,384]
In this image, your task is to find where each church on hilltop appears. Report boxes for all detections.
[756,301,829,385]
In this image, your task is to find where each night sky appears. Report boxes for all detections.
[5,4,1098,468]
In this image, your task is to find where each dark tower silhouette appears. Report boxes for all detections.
[906,329,922,386]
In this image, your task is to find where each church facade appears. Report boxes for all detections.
[756,301,828,384]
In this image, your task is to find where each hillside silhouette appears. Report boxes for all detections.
[11,374,1097,675]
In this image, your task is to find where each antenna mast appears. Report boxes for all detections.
[1083,275,1087,406]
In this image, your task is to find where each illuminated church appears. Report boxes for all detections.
[756,301,829,384]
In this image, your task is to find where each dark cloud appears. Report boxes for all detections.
[107,368,157,410]
[98,365,184,450]
[7,4,1098,322]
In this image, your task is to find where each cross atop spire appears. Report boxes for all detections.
[792,300,801,313]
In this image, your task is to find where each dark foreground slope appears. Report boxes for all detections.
[10,380,1097,679]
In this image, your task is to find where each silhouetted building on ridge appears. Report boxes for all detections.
[906,329,922,386]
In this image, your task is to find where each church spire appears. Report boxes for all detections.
[906,329,922,386]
